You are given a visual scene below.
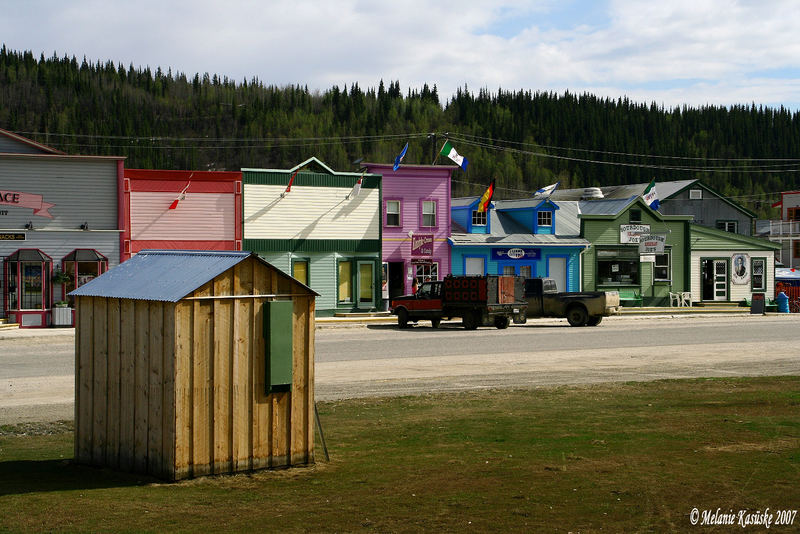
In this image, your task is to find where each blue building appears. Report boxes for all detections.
[449,196,590,292]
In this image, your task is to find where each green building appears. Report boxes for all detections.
[242,158,382,316]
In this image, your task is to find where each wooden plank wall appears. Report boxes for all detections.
[74,295,176,479]
[75,257,314,480]
[171,257,315,479]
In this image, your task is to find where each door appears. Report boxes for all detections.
[548,257,567,292]
[713,260,728,301]
[465,257,485,275]
[357,261,374,308]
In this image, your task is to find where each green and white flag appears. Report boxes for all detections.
[440,140,469,170]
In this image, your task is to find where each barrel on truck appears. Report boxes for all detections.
[390,274,527,330]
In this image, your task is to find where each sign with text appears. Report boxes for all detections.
[410,234,434,256]
[620,224,651,244]
[638,234,667,254]
[491,248,541,261]
[0,190,55,218]
[0,233,26,241]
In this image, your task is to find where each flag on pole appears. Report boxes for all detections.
[440,140,468,171]
[393,142,408,171]
[477,180,495,213]
[643,180,660,210]
[168,180,192,209]
[534,181,560,198]
[348,170,366,199]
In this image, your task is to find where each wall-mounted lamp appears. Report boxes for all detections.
[24,221,33,230]
[80,222,89,231]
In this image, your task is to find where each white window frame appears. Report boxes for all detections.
[472,210,487,226]
[654,251,671,281]
[385,200,401,227]
[422,200,437,227]
[538,211,553,227]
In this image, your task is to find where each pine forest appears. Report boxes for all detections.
[3,46,800,218]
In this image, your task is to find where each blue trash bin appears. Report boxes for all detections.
[776,292,790,313]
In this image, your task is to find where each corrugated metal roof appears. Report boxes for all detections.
[578,197,638,216]
[69,250,254,302]
[451,196,479,208]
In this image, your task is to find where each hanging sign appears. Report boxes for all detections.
[620,224,650,243]
[638,234,667,254]
[491,248,540,261]
[411,234,434,256]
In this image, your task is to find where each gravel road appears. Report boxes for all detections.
[2,314,799,425]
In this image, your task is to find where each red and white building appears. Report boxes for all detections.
[122,169,242,260]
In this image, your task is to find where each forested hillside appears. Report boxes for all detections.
[2,45,799,217]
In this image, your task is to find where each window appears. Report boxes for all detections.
[422,201,436,227]
[689,189,703,200]
[654,251,671,281]
[338,261,352,303]
[751,258,766,291]
[520,265,532,278]
[292,259,309,286]
[5,249,52,310]
[386,200,400,227]
[414,262,438,285]
[597,248,640,285]
[537,211,553,227]
[502,265,516,275]
[629,209,642,223]
[788,207,800,221]
[471,210,487,226]
[61,249,109,306]
[716,220,737,233]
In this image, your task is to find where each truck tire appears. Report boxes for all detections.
[397,308,410,329]
[431,318,441,329]
[566,305,589,327]
[587,316,603,326]
[494,316,510,329]
[462,311,479,330]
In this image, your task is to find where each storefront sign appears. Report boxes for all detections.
[0,190,55,218]
[0,233,26,240]
[620,224,650,243]
[491,248,540,261]
[411,234,434,256]
[640,254,656,263]
[638,234,666,254]
[732,253,751,285]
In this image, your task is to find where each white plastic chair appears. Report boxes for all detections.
[669,292,681,307]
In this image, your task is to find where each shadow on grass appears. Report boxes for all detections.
[0,459,156,496]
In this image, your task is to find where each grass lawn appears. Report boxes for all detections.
[1,377,799,533]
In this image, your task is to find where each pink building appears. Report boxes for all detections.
[363,163,456,303]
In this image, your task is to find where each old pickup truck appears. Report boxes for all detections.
[390,274,528,330]
[523,278,620,326]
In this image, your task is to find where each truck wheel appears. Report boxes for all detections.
[397,309,410,329]
[462,312,479,330]
[494,316,510,329]
[587,316,603,326]
[566,305,589,327]
[431,318,441,329]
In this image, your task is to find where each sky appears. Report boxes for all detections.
[3,0,800,110]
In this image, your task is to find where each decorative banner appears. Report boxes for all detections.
[620,224,651,244]
[638,234,667,254]
[410,234,434,256]
[0,190,55,218]
[731,253,751,285]
[491,248,541,261]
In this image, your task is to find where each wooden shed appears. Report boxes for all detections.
[69,250,317,480]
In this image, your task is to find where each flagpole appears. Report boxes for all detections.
[432,139,448,165]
